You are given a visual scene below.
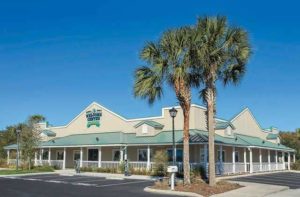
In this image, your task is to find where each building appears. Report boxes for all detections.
[5,102,296,176]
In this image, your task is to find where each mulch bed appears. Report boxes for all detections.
[152,178,242,197]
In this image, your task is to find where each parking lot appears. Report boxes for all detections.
[0,174,167,197]
[230,172,300,189]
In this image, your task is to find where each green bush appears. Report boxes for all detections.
[152,150,168,177]
[291,160,300,170]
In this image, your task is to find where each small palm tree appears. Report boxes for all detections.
[192,16,251,186]
[134,27,198,185]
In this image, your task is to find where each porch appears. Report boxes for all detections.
[6,144,296,176]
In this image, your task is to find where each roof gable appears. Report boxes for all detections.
[134,120,164,129]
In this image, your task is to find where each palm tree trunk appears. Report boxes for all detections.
[183,106,191,185]
[207,87,216,186]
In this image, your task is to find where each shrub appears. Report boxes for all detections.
[152,150,168,177]
[190,165,206,182]
[291,160,300,170]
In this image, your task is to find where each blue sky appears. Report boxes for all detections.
[0,0,299,131]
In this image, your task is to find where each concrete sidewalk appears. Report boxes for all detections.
[211,181,289,197]
[55,169,157,180]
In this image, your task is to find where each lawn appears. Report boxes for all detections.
[0,166,54,175]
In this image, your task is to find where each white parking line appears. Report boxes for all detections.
[96,180,151,188]
[74,178,110,183]
[72,183,98,187]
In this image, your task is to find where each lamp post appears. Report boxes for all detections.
[168,107,177,191]
[169,107,177,165]
[16,129,21,171]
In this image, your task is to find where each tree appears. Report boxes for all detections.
[192,16,251,186]
[134,27,199,185]
[280,131,300,160]
[21,114,45,169]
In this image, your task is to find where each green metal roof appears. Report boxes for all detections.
[215,120,235,130]
[4,129,294,152]
[266,133,278,140]
[42,130,56,137]
[134,120,164,129]
[235,134,293,151]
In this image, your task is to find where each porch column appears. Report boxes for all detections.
[39,149,42,164]
[219,145,223,174]
[282,151,285,170]
[204,144,208,166]
[203,144,208,178]
[275,150,278,170]
[48,148,51,166]
[259,149,262,171]
[243,148,247,173]
[249,148,253,173]
[232,147,236,174]
[293,153,296,163]
[80,147,83,167]
[98,147,102,168]
[268,150,271,171]
[34,151,38,166]
[288,152,291,170]
[147,145,151,170]
[120,147,124,162]
[7,150,10,165]
[63,148,66,170]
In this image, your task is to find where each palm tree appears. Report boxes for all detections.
[134,27,198,185]
[192,16,251,186]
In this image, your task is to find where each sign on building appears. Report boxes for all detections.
[86,109,102,128]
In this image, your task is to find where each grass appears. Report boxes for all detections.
[0,166,54,175]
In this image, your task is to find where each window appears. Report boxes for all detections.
[167,149,183,162]
[88,149,98,161]
[74,150,80,161]
[235,151,239,162]
[200,148,208,162]
[42,150,49,160]
[112,150,120,161]
[56,151,64,160]
[226,127,232,135]
[138,149,147,161]
[217,150,225,162]
[142,124,148,134]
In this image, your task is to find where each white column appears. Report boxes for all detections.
[232,147,236,174]
[120,147,124,162]
[98,147,102,168]
[39,149,42,165]
[147,145,151,170]
[268,150,271,171]
[34,151,38,166]
[293,153,296,163]
[48,148,51,165]
[249,148,253,173]
[275,150,278,170]
[80,147,83,167]
[174,146,177,163]
[7,150,10,165]
[219,145,223,174]
[244,148,247,173]
[282,151,285,170]
[259,149,262,171]
[288,152,291,170]
[204,144,208,164]
[63,148,66,170]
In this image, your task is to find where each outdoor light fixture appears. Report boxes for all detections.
[96,137,99,141]
[16,129,21,171]
[169,107,178,118]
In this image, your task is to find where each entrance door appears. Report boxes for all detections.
[73,150,80,161]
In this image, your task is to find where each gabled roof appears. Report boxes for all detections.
[231,107,263,130]
[134,120,164,129]
[215,120,235,130]
[41,130,56,137]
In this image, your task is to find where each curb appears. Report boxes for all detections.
[144,187,203,197]
[0,172,56,177]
